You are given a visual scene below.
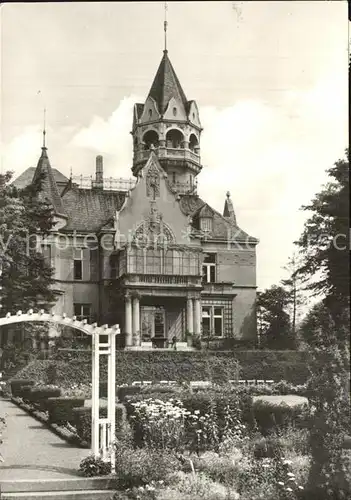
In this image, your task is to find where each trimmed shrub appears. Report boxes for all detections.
[79,455,111,477]
[29,386,62,411]
[47,396,85,425]
[19,385,35,403]
[10,379,34,397]
[253,397,308,435]
[117,385,142,403]
[72,404,127,443]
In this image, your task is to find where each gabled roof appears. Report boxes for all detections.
[147,50,188,115]
[32,147,67,217]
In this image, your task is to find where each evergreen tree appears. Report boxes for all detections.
[256,285,295,349]
[295,149,349,319]
[0,171,58,313]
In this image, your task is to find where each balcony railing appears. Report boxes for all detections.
[134,147,200,165]
[72,175,136,192]
[123,274,202,287]
[168,180,197,195]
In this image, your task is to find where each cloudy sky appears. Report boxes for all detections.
[1,1,349,290]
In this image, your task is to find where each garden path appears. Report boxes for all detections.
[0,398,89,480]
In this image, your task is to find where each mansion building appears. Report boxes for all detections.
[13,48,259,349]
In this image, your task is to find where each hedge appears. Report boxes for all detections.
[29,387,62,411]
[72,405,127,444]
[47,397,85,426]
[13,350,312,388]
[10,379,35,397]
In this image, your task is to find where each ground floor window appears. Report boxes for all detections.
[74,303,92,322]
[201,299,232,337]
[201,306,224,336]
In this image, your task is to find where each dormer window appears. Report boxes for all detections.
[148,109,152,118]
[200,217,213,233]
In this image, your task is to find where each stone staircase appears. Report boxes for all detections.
[0,477,119,499]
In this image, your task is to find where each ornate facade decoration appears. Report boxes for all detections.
[133,203,175,247]
[146,162,160,199]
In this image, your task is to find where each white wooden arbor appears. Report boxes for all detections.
[0,309,120,473]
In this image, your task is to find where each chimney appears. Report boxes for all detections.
[93,155,104,189]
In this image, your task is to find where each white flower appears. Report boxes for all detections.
[298,486,304,490]
[286,487,293,492]
[283,459,292,465]
[287,472,295,477]
[278,482,284,486]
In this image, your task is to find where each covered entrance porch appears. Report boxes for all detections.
[123,291,202,349]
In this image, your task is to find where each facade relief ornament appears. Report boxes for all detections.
[133,203,175,247]
[146,163,160,199]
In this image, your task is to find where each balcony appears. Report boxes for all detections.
[120,273,203,289]
[202,281,237,296]
[134,147,200,167]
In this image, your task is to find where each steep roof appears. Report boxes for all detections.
[12,167,68,190]
[180,195,258,244]
[61,187,126,231]
[147,50,188,115]
[32,147,67,217]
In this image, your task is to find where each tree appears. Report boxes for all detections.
[281,252,306,337]
[295,151,350,499]
[295,149,349,320]
[0,171,58,313]
[256,285,295,349]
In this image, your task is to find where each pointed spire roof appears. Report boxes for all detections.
[147,50,188,115]
[223,191,236,224]
[32,145,66,218]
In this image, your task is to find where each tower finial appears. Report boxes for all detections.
[43,107,46,149]
[164,2,168,52]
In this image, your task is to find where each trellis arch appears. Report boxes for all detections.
[0,309,120,473]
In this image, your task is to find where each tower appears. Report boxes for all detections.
[131,12,202,194]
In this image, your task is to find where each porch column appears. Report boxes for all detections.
[132,296,140,346]
[194,298,202,336]
[125,295,132,347]
[186,298,194,334]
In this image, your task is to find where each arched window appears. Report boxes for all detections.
[173,107,177,116]
[166,129,184,149]
[189,133,199,152]
[143,130,159,150]
[148,109,152,118]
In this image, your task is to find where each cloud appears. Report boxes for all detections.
[1,126,42,175]
[69,95,142,177]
